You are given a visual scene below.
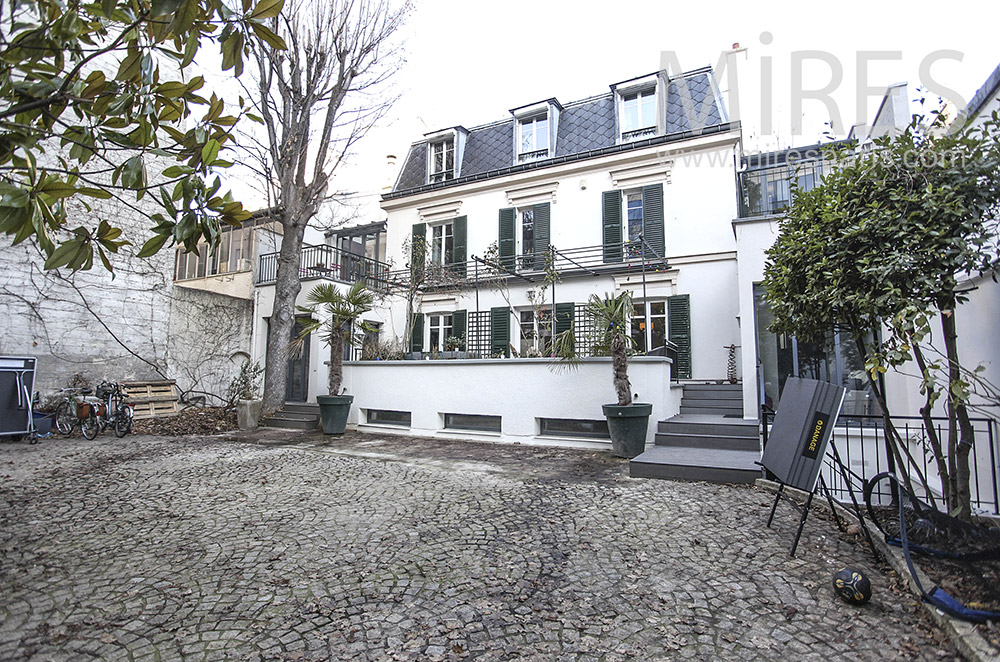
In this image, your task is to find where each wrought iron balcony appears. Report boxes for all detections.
[255,243,391,291]
[737,160,824,218]
[386,242,670,293]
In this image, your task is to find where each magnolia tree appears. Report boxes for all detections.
[0,0,285,270]
[242,0,409,412]
[763,109,1000,520]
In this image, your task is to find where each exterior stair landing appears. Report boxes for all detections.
[630,384,762,484]
[263,403,320,430]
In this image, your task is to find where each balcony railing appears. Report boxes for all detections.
[387,242,670,292]
[737,161,823,218]
[255,243,391,291]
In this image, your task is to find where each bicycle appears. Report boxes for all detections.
[53,387,93,436]
[79,381,134,439]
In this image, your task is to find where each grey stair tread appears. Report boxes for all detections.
[631,445,760,471]
[681,400,743,408]
[263,418,319,430]
[680,406,744,415]
[655,432,759,451]
[662,414,755,425]
[681,394,743,403]
[682,384,742,390]
[270,412,319,422]
[282,404,320,412]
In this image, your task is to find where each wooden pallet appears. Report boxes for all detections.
[123,380,179,419]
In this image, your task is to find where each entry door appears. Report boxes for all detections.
[285,318,310,402]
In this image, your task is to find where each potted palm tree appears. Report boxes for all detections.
[299,281,376,434]
[554,291,652,458]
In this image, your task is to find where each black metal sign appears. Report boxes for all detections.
[761,377,846,492]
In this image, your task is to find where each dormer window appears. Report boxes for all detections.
[622,88,656,140]
[518,115,549,163]
[429,139,454,183]
[510,99,561,165]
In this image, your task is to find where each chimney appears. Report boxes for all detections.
[383,154,398,192]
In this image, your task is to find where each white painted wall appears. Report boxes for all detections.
[341,356,680,449]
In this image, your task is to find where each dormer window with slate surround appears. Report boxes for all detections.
[510,99,561,164]
[429,138,454,183]
[613,73,664,143]
[425,127,468,184]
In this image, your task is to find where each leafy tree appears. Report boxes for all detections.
[0,0,286,270]
[242,0,409,412]
[763,109,1000,520]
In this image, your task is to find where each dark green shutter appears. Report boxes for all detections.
[641,183,665,260]
[667,294,691,379]
[490,306,510,357]
[602,191,622,263]
[554,302,574,335]
[498,208,515,270]
[410,313,424,354]
[452,216,467,276]
[554,302,575,353]
[411,223,426,281]
[532,202,550,270]
[452,309,467,348]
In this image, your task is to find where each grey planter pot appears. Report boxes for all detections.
[602,403,653,458]
[236,399,263,431]
[317,394,354,434]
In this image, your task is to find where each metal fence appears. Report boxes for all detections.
[256,244,391,291]
[762,409,1000,516]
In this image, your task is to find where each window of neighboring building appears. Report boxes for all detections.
[430,222,454,266]
[429,139,455,183]
[624,190,643,258]
[428,313,453,353]
[622,88,656,140]
[518,115,549,162]
[173,226,253,281]
[631,301,666,354]
[518,309,552,357]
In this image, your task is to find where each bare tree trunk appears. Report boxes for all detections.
[329,328,344,395]
[940,309,974,521]
[612,334,632,406]
[262,219,307,413]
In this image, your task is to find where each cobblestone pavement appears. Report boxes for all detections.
[0,432,961,661]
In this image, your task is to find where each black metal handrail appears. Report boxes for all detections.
[761,406,1000,516]
[255,244,391,291]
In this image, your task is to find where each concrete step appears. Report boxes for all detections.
[264,415,319,430]
[629,446,761,484]
[680,405,746,416]
[681,397,743,408]
[282,403,320,414]
[654,431,760,452]
[682,390,743,401]
[657,415,758,438]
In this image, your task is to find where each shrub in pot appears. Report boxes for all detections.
[554,290,652,458]
[299,282,375,434]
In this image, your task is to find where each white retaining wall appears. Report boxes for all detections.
[341,356,680,449]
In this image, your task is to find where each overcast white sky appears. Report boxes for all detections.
[230,0,1000,225]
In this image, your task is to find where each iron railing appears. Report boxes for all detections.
[384,242,671,293]
[255,244,391,291]
[737,161,824,218]
[762,408,1000,516]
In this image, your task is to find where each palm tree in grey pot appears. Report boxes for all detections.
[299,281,375,434]
[554,290,652,458]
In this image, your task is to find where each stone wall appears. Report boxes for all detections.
[167,286,254,404]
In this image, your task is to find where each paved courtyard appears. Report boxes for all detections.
[0,431,960,661]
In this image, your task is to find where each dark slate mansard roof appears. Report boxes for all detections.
[389,70,728,197]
